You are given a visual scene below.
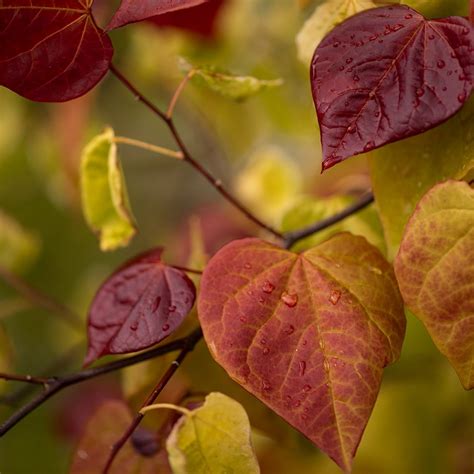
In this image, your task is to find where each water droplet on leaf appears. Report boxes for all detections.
[329,290,341,305]
[281,291,298,307]
[262,280,275,294]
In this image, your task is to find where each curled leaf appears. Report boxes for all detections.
[0,1,113,102]
[198,235,406,472]
[179,58,283,101]
[395,180,474,389]
[311,5,474,170]
[85,249,196,366]
[166,392,260,474]
[80,127,136,251]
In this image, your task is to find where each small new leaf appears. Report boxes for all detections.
[166,392,260,474]
[179,58,283,101]
[311,5,474,170]
[198,235,406,472]
[395,180,474,390]
[80,127,136,251]
[85,249,196,366]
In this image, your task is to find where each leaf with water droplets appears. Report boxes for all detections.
[198,234,406,472]
[166,392,260,474]
[0,0,113,102]
[311,5,474,170]
[84,249,196,366]
[395,180,474,390]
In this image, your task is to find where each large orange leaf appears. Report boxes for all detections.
[395,180,474,390]
[198,234,406,472]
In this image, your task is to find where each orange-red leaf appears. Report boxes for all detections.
[0,1,113,102]
[198,235,406,472]
[395,180,474,389]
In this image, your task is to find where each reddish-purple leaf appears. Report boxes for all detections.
[198,235,406,472]
[107,0,209,31]
[84,249,196,366]
[311,5,474,171]
[0,1,113,102]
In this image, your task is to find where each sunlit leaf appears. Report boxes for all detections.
[179,58,283,101]
[296,0,399,65]
[80,127,137,252]
[198,235,406,472]
[70,400,170,474]
[0,210,39,273]
[166,392,260,474]
[369,97,474,259]
[85,249,196,366]
[107,0,208,30]
[311,5,474,170]
[281,195,385,253]
[395,180,474,389]
[0,1,113,102]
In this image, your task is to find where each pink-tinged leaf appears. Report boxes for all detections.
[0,1,113,102]
[198,235,406,472]
[85,249,196,366]
[107,0,209,31]
[311,5,474,171]
[395,180,474,390]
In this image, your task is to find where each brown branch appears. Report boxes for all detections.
[109,64,283,241]
[102,328,203,473]
[0,265,82,330]
[283,192,375,249]
[0,328,203,437]
[167,69,196,118]
[0,373,49,386]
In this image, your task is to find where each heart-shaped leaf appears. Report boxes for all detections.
[0,0,113,102]
[85,249,196,366]
[395,180,474,389]
[198,235,406,472]
[107,0,209,31]
[311,5,474,170]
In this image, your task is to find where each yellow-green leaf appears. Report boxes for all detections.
[179,58,283,101]
[166,392,260,474]
[369,98,474,260]
[395,181,474,389]
[0,210,39,273]
[281,195,386,253]
[403,0,468,17]
[80,127,136,251]
[296,0,399,65]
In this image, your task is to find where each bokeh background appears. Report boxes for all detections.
[0,0,472,472]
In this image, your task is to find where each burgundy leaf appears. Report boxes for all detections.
[84,249,196,366]
[311,5,474,171]
[107,0,209,31]
[0,1,113,102]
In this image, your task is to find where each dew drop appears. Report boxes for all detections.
[263,347,270,355]
[428,34,435,40]
[333,41,340,48]
[442,86,447,91]
[260,338,267,345]
[294,400,301,408]
[244,263,252,270]
[363,141,375,152]
[303,384,312,392]
[339,65,345,71]
[374,111,380,118]
[168,304,177,313]
[301,414,309,421]
[450,52,457,58]
[329,290,341,305]
[262,381,272,391]
[416,87,425,97]
[462,27,469,35]
[346,57,353,64]
[299,361,307,376]
[302,339,308,346]
[369,34,378,41]
[347,124,357,134]
[437,60,445,69]
[262,280,275,294]
[239,316,247,323]
[405,13,413,19]
[281,291,298,307]
[370,266,383,275]
[284,325,295,336]
[162,324,170,332]
[459,74,467,81]
[258,297,265,304]
[458,93,466,103]
[130,322,138,331]
[353,75,360,82]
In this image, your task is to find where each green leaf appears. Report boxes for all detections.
[296,0,399,65]
[369,97,474,260]
[0,210,40,273]
[179,58,283,101]
[80,127,137,251]
[166,392,260,474]
[281,195,386,253]
[395,180,474,390]
[403,0,468,17]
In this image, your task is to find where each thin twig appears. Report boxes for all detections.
[0,265,82,330]
[102,327,203,473]
[0,328,202,436]
[114,136,183,159]
[283,192,375,249]
[0,373,49,386]
[167,69,196,118]
[109,64,283,241]
[170,265,203,275]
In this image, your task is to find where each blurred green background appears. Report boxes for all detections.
[0,0,472,472]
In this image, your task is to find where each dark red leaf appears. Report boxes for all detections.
[0,1,113,102]
[148,0,225,38]
[107,0,209,31]
[311,5,474,171]
[84,249,196,366]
